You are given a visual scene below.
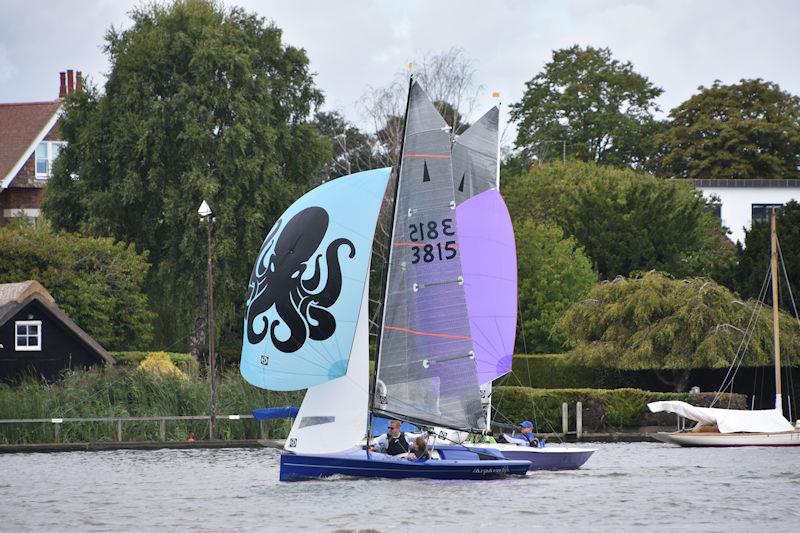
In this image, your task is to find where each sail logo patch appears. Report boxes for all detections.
[245,207,355,354]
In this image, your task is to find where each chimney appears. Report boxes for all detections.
[66,70,74,95]
[76,71,83,93]
[59,72,67,98]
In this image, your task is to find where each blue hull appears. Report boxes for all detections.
[279,448,530,481]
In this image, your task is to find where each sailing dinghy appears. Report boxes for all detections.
[440,101,596,469]
[241,80,530,480]
[649,208,800,446]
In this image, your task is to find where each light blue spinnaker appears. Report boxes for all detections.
[241,167,390,391]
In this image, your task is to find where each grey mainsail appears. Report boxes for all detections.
[373,81,485,431]
[453,106,499,205]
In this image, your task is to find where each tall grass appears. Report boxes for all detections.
[0,367,302,444]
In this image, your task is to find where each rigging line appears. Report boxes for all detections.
[776,238,798,418]
[712,262,771,407]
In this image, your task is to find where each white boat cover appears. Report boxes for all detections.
[648,401,795,433]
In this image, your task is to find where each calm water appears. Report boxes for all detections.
[1,442,799,532]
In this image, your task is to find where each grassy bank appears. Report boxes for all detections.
[0,366,302,444]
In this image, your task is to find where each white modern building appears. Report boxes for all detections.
[691,179,800,245]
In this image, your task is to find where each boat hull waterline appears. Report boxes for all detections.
[279,451,531,481]
[652,430,800,447]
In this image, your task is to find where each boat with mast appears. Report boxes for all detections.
[649,207,800,446]
[240,78,530,480]
[439,98,595,469]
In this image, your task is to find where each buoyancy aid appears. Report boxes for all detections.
[386,432,410,455]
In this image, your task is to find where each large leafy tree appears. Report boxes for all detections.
[509,45,664,168]
[735,201,800,303]
[43,0,328,349]
[555,271,800,391]
[502,160,737,281]
[515,221,597,353]
[0,223,154,350]
[655,79,800,179]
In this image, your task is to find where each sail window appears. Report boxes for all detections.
[15,320,42,351]
[298,416,335,429]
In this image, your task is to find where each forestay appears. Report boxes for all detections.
[648,401,795,433]
[374,82,485,432]
[241,168,390,391]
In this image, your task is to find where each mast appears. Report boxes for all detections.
[770,207,782,412]
[370,74,413,413]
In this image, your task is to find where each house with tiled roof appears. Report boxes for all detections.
[0,70,81,227]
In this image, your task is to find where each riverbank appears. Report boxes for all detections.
[0,431,668,453]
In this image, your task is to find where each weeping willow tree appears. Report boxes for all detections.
[555,271,800,391]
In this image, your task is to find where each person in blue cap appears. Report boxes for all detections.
[518,421,539,447]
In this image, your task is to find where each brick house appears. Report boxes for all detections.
[0,70,81,227]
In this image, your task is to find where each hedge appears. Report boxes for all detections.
[112,351,199,375]
[491,386,747,432]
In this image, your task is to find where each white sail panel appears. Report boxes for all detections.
[285,278,370,454]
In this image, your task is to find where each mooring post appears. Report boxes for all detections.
[562,402,569,434]
[53,421,61,443]
[260,420,267,439]
[160,420,166,441]
[576,401,583,440]
[116,420,123,442]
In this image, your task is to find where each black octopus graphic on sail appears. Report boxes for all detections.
[245,207,355,353]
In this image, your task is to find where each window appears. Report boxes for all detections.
[35,141,66,178]
[15,320,42,351]
[751,203,782,225]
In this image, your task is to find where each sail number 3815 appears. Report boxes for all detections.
[409,219,457,264]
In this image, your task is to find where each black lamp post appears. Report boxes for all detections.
[198,200,217,440]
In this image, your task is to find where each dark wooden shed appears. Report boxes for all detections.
[0,281,114,381]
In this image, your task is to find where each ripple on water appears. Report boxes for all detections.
[2,443,800,532]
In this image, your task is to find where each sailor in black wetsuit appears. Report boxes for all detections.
[370,420,414,455]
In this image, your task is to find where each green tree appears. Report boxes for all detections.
[313,111,378,182]
[42,0,328,350]
[0,223,154,350]
[515,221,597,352]
[735,201,800,303]
[509,45,664,168]
[655,79,800,179]
[555,271,800,391]
[502,160,736,281]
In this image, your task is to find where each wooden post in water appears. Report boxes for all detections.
[576,401,583,439]
[562,402,569,434]
[160,420,166,441]
[116,420,123,442]
[260,420,267,439]
[53,421,60,443]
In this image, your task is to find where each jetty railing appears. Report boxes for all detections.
[0,414,278,443]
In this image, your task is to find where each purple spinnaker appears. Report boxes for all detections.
[456,189,517,384]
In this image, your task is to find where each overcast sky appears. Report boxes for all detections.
[2,0,799,142]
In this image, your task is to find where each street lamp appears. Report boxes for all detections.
[198,200,217,440]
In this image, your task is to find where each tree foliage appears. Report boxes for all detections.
[502,160,736,281]
[655,79,800,179]
[312,111,380,183]
[555,272,800,391]
[735,200,800,304]
[509,45,664,168]
[0,223,154,350]
[42,0,328,348]
[515,221,596,353]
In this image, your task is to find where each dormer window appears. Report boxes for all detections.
[35,141,66,179]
